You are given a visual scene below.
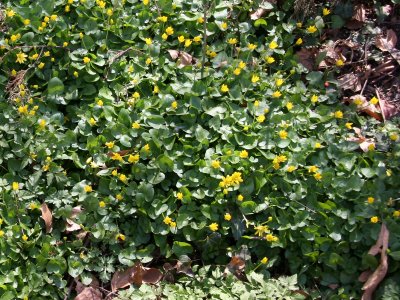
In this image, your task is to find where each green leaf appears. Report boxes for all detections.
[389,251,400,261]
[48,77,64,94]
[172,241,193,256]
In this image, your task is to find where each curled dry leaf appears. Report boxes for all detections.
[376,90,400,121]
[346,4,365,29]
[338,73,362,92]
[361,224,389,300]
[348,95,382,121]
[111,266,136,292]
[74,287,102,300]
[347,127,376,152]
[40,203,53,233]
[66,219,82,232]
[167,50,196,66]
[142,268,163,284]
[223,255,247,281]
[376,29,397,52]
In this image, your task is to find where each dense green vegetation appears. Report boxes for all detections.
[0,0,399,299]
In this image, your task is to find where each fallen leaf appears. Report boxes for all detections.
[142,268,163,284]
[176,260,194,278]
[250,0,275,20]
[131,262,144,286]
[361,224,389,300]
[223,255,247,281]
[111,266,135,292]
[40,203,53,233]
[71,206,83,219]
[66,218,82,232]
[347,95,382,121]
[338,73,362,92]
[295,48,318,71]
[167,50,196,66]
[167,50,179,60]
[376,29,398,52]
[347,127,376,152]
[74,287,102,300]
[353,4,366,22]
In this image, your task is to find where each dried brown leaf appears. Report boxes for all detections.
[40,203,53,233]
[223,255,247,281]
[71,206,83,219]
[338,73,362,92]
[142,268,163,284]
[376,29,398,52]
[111,266,135,292]
[66,218,82,232]
[379,99,399,121]
[168,50,195,66]
[167,50,179,60]
[295,48,318,71]
[131,262,144,286]
[250,0,275,20]
[353,4,366,22]
[359,270,373,283]
[176,260,194,277]
[74,287,102,300]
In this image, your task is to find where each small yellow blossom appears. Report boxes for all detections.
[12,182,19,191]
[367,197,375,204]
[336,59,344,67]
[286,102,293,110]
[128,154,140,163]
[22,235,28,241]
[153,86,159,94]
[146,57,152,65]
[197,17,204,24]
[119,174,128,183]
[18,105,28,114]
[143,144,150,152]
[193,35,201,43]
[178,35,185,43]
[287,165,296,172]
[162,33,168,40]
[296,22,302,28]
[105,141,115,149]
[16,52,28,64]
[311,95,318,103]
[157,16,168,22]
[38,62,45,69]
[314,172,322,181]
[393,210,400,218]
[257,115,266,123]
[370,216,379,223]
[83,57,90,64]
[63,42,69,47]
[221,84,229,93]
[370,97,379,105]
[334,111,343,119]
[211,160,220,169]
[323,8,331,16]
[170,221,176,228]
[6,10,16,17]
[38,119,46,129]
[65,5,70,12]
[209,223,218,231]
[184,39,192,47]
[132,122,140,129]
[239,150,248,158]
[307,25,317,33]
[224,213,232,221]
[112,153,123,162]
[279,130,288,139]
[247,43,257,51]
[221,22,228,30]
[116,233,125,241]
[112,169,118,176]
[145,38,152,45]
[24,19,31,25]
[233,68,241,76]
[0,230,4,238]
[237,194,244,201]
[251,75,260,83]
[176,192,183,200]
[308,165,319,173]
[163,216,172,225]
[171,101,178,109]
[276,78,284,87]
[143,0,149,5]
[261,257,268,264]
[11,70,17,76]
[228,38,237,45]
[368,144,375,151]
[73,71,79,78]
[295,38,303,45]
[84,185,92,192]
[50,14,58,21]
[345,122,353,129]
[315,142,322,149]
[389,133,398,141]
[272,91,282,98]
[96,99,103,107]
[269,41,278,49]
[254,225,269,237]
[99,201,106,208]
[165,26,174,35]
[89,118,97,126]
[265,56,275,64]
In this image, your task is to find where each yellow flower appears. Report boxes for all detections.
[296,22,302,28]
[286,102,293,110]
[254,225,269,237]
[336,59,344,67]
[323,8,331,16]
[11,69,17,76]
[254,100,260,107]
[22,235,28,241]
[89,118,97,126]
[0,230,4,238]
[272,91,281,98]
[345,122,353,129]
[228,38,237,45]
[251,75,260,83]
[16,52,27,64]
[269,41,278,49]
[295,38,303,45]
[132,122,140,129]
[393,210,400,218]
[209,223,218,231]
[370,97,379,105]
[370,216,379,223]
[128,153,140,164]
[239,150,248,158]
[63,42,69,47]
[73,71,79,78]
[178,35,185,43]
[7,10,16,17]
[276,78,284,87]
[169,221,176,228]
[38,62,45,69]
[247,43,257,51]
[311,94,318,103]
[79,32,84,39]
[12,182,19,191]
[334,111,343,119]
[164,216,172,225]
[221,84,229,93]
[143,0,149,5]
[161,33,168,40]
[24,19,31,25]
[112,169,118,176]
[193,35,202,43]
[207,50,217,58]
[112,153,123,162]
[165,26,174,35]
[389,133,398,141]
[197,17,204,24]
[261,257,268,264]
[132,92,140,99]
[314,172,322,181]
[224,213,232,221]
[184,39,192,47]
[146,57,152,65]
[116,233,125,241]
[143,144,150,152]
[211,160,220,169]
[367,197,375,204]
[287,165,296,172]
[279,130,288,139]
[238,61,246,69]
[176,192,183,200]
[18,105,28,114]
[105,141,115,149]
[38,119,46,129]
[30,53,39,60]
[171,101,178,109]
[237,194,244,201]
[368,144,375,151]
[119,174,128,183]
[157,16,168,22]
[315,142,322,149]
[153,86,159,94]
[265,56,275,64]
[99,201,106,208]
[221,22,228,30]
[257,115,265,123]
[50,14,58,21]
[308,165,319,173]
[83,57,90,64]
[266,234,275,241]
[233,68,241,76]
[145,38,152,45]
[65,5,70,12]
[307,25,317,33]
[84,185,92,192]
[0,218,3,225]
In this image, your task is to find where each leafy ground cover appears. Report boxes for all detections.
[0,0,400,299]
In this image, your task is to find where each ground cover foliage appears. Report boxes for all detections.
[0,0,400,299]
